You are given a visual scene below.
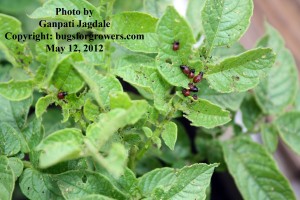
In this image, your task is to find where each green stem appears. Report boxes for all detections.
[84,139,110,170]
[22,161,32,168]
[128,145,138,170]
[137,107,176,160]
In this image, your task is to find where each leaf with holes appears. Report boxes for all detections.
[200,80,245,111]
[138,163,217,199]
[87,100,148,148]
[176,95,231,128]
[73,62,123,109]
[114,55,171,113]
[202,0,253,53]
[0,14,30,67]
[20,168,64,200]
[36,128,84,168]
[206,48,276,93]
[156,6,196,88]
[55,170,127,199]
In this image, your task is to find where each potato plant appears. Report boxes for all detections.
[0,0,299,199]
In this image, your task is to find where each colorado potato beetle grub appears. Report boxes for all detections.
[180,65,190,75]
[188,82,194,89]
[172,41,180,51]
[190,85,199,92]
[193,71,204,83]
[188,69,195,79]
[182,89,190,97]
[57,91,68,100]
[192,94,198,100]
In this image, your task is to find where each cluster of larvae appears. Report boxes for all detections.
[172,41,204,100]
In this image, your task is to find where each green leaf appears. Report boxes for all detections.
[0,122,21,156]
[161,121,177,150]
[186,0,207,37]
[8,157,23,180]
[83,99,100,121]
[73,62,123,109]
[261,124,278,153]
[114,55,171,113]
[254,24,298,114]
[0,14,30,67]
[240,94,262,131]
[275,112,300,155]
[22,117,44,150]
[206,48,276,93]
[143,127,153,138]
[295,88,300,111]
[0,95,32,130]
[29,0,101,22]
[159,120,191,165]
[138,163,217,199]
[20,168,64,200]
[156,6,196,88]
[143,0,173,18]
[0,156,14,200]
[34,27,58,86]
[202,0,253,53]
[103,143,127,178]
[212,42,246,58]
[55,170,127,200]
[35,95,56,118]
[110,92,132,109]
[51,57,84,93]
[109,12,159,53]
[222,137,296,200]
[116,168,139,196]
[36,128,84,168]
[138,168,177,196]
[177,96,231,128]
[87,100,148,148]
[200,80,245,111]
[41,109,72,136]
[0,79,33,101]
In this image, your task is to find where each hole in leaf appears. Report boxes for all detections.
[169,87,176,95]
[82,175,87,183]
[165,58,172,64]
